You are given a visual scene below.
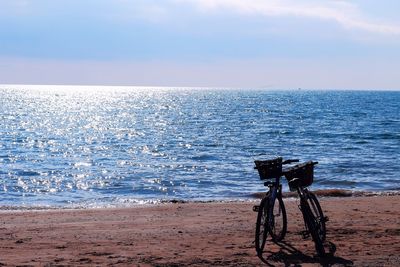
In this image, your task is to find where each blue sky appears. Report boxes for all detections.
[1,0,400,89]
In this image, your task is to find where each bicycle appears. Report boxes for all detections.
[283,161,328,257]
[253,157,299,256]
[253,158,328,258]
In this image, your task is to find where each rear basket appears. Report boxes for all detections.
[284,161,315,187]
[254,158,283,180]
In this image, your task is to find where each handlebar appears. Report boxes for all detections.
[282,159,299,165]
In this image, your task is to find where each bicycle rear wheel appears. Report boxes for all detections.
[306,192,326,242]
[255,197,268,256]
[269,195,287,242]
[301,198,325,257]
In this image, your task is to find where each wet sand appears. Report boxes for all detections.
[0,195,399,266]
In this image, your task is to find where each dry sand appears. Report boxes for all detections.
[0,195,399,266]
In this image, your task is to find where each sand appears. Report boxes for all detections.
[0,195,399,266]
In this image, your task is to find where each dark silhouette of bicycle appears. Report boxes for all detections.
[284,161,328,256]
[253,157,328,258]
[253,157,297,255]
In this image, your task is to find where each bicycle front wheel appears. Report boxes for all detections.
[306,192,326,242]
[255,197,268,256]
[301,198,325,257]
[269,195,287,242]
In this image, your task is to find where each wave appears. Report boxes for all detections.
[251,189,400,199]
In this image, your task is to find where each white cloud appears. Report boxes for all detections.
[2,0,399,35]
[175,0,400,35]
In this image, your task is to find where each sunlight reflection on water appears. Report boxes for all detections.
[0,86,399,207]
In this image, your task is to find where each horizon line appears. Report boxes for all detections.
[1,84,399,92]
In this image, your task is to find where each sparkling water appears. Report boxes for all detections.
[0,86,399,207]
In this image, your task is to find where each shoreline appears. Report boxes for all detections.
[0,195,399,266]
[1,189,399,211]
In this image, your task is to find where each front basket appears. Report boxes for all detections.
[254,157,283,180]
[284,161,315,187]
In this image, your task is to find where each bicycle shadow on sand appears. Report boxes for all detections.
[258,241,354,267]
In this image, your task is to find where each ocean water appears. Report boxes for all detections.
[0,86,399,208]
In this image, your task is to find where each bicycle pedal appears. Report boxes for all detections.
[253,205,259,212]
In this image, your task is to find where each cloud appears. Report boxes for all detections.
[175,0,400,35]
[2,0,399,35]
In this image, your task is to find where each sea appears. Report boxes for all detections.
[0,85,399,208]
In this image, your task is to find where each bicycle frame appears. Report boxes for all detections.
[295,186,310,228]
[294,184,327,256]
[261,175,285,242]
[266,177,282,217]
[295,185,306,201]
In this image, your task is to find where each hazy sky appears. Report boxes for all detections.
[1,0,400,89]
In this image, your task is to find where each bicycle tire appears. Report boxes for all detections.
[301,199,325,257]
[269,195,287,242]
[255,197,269,256]
[306,192,326,242]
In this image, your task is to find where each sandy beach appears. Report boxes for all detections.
[0,195,399,266]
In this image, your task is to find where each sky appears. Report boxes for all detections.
[1,0,400,89]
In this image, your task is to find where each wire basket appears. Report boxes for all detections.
[254,157,283,180]
[284,161,315,187]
